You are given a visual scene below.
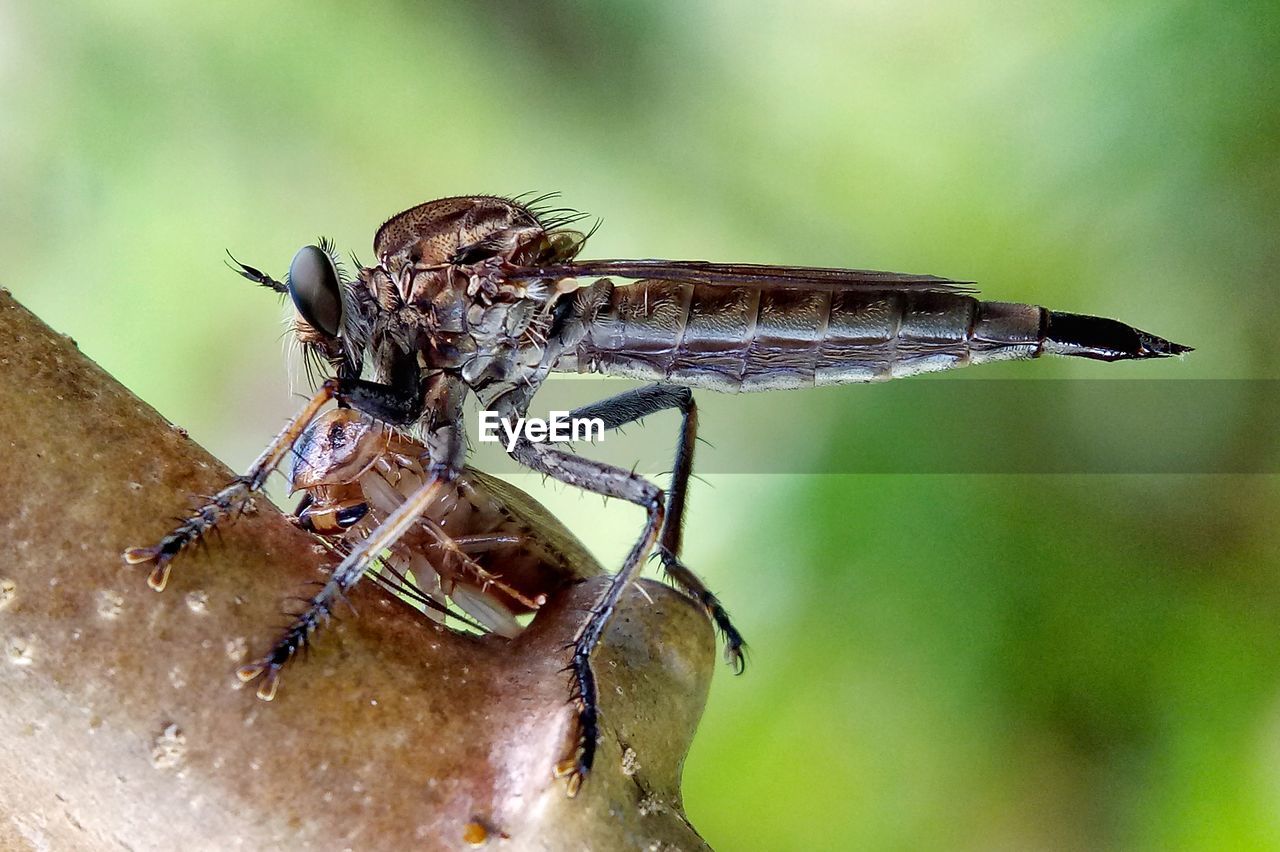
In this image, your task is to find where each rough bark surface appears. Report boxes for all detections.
[0,290,714,851]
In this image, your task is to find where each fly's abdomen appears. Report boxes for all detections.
[560,280,1188,391]
[815,292,1047,386]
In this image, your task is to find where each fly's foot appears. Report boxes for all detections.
[722,636,748,675]
[553,647,599,798]
[657,549,747,674]
[235,631,304,702]
[122,544,178,592]
[235,592,337,701]
[235,659,284,701]
[552,752,587,799]
[124,478,254,592]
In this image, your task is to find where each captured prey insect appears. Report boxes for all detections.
[125,194,1190,794]
[232,407,605,700]
[287,408,603,636]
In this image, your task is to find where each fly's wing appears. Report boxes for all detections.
[504,258,978,294]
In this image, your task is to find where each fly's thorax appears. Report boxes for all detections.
[373,196,548,270]
[351,196,594,378]
[455,294,560,385]
[371,196,590,275]
[357,260,556,376]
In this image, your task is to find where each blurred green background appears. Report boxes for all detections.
[4,1,1278,848]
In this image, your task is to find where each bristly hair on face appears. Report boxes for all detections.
[300,338,330,388]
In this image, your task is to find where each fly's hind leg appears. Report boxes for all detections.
[506,433,665,796]
[566,383,746,672]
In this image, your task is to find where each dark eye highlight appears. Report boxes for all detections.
[287,244,344,337]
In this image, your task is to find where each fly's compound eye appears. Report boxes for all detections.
[287,244,344,337]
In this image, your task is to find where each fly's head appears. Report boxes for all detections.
[227,237,374,385]
[362,195,591,371]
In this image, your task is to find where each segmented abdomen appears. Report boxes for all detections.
[557,280,1046,391]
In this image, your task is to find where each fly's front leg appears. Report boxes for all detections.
[124,374,426,591]
[123,379,342,591]
[566,384,745,672]
[507,433,664,795]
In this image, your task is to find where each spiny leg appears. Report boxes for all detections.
[414,512,544,609]
[566,383,745,671]
[124,372,429,591]
[507,434,665,796]
[328,476,542,609]
[449,532,524,553]
[236,473,454,700]
[288,497,437,614]
[124,379,341,591]
[312,533,466,630]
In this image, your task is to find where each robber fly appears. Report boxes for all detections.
[269,406,601,667]
[125,194,1189,794]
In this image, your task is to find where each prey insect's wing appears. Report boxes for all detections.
[504,259,977,294]
[367,558,487,633]
[305,533,481,629]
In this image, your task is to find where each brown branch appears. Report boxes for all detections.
[0,290,714,851]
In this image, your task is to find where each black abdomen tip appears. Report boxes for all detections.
[1044,311,1193,361]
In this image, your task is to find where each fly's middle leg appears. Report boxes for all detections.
[566,384,746,671]
[236,472,455,700]
[506,434,664,796]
